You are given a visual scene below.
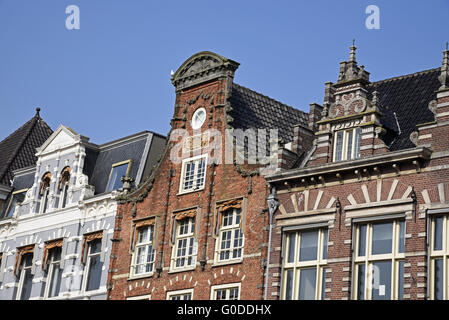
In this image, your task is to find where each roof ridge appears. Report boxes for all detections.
[233,82,308,117]
[370,67,440,87]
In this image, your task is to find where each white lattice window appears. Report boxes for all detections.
[333,127,362,162]
[167,288,194,300]
[430,214,449,300]
[16,253,33,300]
[179,155,207,194]
[353,220,405,300]
[131,225,156,276]
[216,208,244,262]
[171,218,197,270]
[282,228,328,300]
[44,247,63,298]
[210,283,241,300]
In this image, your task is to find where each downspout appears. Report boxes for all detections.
[264,186,279,300]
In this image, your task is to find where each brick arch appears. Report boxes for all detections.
[279,189,337,215]
[346,178,414,206]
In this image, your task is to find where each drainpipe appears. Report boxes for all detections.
[264,186,279,300]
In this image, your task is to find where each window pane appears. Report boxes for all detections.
[335,131,343,161]
[358,224,367,257]
[20,268,33,300]
[299,230,318,261]
[86,254,103,291]
[322,229,328,260]
[357,264,365,300]
[48,265,63,298]
[434,258,444,300]
[371,222,393,255]
[321,269,326,300]
[398,261,404,300]
[354,127,362,159]
[433,216,444,251]
[299,268,317,300]
[371,261,392,300]
[346,130,353,160]
[285,269,294,300]
[107,163,129,192]
[399,221,405,253]
[5,191,26,218]
[287,233,296,263]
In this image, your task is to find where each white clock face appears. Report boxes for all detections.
[192,108,206,130]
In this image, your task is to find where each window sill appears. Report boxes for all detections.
[167,266,197,274]
[211,259,243,268]
[127,273,154,281]
[177,187,205,196]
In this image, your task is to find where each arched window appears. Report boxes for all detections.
[58,167,71,209]
[39,172,51,213]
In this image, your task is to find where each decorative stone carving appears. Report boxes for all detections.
[428,99,437,116]
[171,51,239,91]
[328,93,368,119]
[410,131,419,146]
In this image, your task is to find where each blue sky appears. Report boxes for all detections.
[0,0,448,143]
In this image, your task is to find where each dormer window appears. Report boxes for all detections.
[333,127,362,162]
[39,173,52,213]
[58,167,71,209]
[106,160,132,192]
[3,189,27,219]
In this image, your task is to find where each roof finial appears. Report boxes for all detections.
[35,107,41,118]
[349,39,357,63]
[439,42,449,90]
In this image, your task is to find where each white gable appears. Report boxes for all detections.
[37,125,80,155]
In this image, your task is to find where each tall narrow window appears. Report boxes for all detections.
[333,127,362,162]
[80,232,104,292]
[430,215,449,300]
[216,208,244,262]
[282,228,328,300]
[353,220,405,300]
[58,167,71,209]
[171,211,197,271]
[15,245,35,300]
[131,223,156,276]
[39,173,52,213]
[179,155,207,194]
[3,189,27,219]
[106,160,131,192]
[44,247,63,298]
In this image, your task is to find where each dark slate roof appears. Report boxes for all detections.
[229,83,310,143]
[368,68,440,151]
[0,110,53,186]
[11,169,35,191]
[88,132,152,195]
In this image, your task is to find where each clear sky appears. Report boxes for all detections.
[0,0,448,144]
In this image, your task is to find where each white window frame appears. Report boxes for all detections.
[81,239,103,293]
[166,288,194,300]
[353,220,405,300]
[210,283,241,300]
[333,127,362,162]
[215,208,244,264]
[126,294,152,300]
[131,225,156,277]
[281,228,328,300]
[106,159,132,192]
[178,154,208,194]
[170,218,197,271]
[3,188,27,218]
[430,214,449,300]
[43,247,63,299]
[16,253,33,300]
[39,187,50,214]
